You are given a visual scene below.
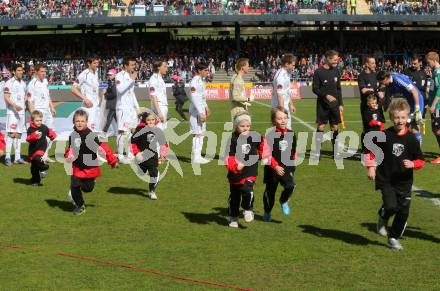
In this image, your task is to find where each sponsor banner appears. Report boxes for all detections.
[205,83,301,100]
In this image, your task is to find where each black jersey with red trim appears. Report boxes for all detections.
[226,131,268,184]
[265,127,297,171]
[26,123,56,161]
[374,127,424,191]
[362,107,386,133]
[130,122,168,166]
[65,127,117,178]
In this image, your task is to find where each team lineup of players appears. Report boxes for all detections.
[0,50,439,251]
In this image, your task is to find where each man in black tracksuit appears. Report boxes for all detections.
[172,79,189,121]
[26,111,57,186]
[102,71,117,134]
[312,50,343,158]
[404,55,429,118]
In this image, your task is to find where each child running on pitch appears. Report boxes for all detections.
[262,107,297,222]
[225,111,276,228]
[26,110,57,186]
[130,110,168,200]
[365,98,425,250]
[65,109,118,215]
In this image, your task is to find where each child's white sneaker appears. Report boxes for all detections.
[243,210,254,223]
[388,238,403,250]
[229,217,239,228]
[149,191,158,200]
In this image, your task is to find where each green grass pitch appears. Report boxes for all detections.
[1,98,440,290]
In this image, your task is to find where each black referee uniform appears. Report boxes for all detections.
[312,66,343,125]
[404,67,428,118]
[263,127,297,214]
[312,66,343,156]
[358,70,379,128]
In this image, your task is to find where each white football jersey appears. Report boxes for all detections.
[4,77,26,115]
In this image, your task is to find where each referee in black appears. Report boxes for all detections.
[357,55,385,151]
[404,55,429,118]
[312,50,343,159]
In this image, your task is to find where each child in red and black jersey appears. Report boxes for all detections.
[26,110,56,186]
[364,98,425,250]
[130,111,168,200]
[363,94,386,133]
[0,132,5,157]
[65,109,118,215]
[225,111,275,228]
[263,107,297,222]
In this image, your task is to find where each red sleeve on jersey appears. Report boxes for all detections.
[364,152,376,168]
[160,144,169,157]
[65,147,75,163]
[368,120,379,127]
[149,87,155,93]
[130,143,140,155]
[3,87,9,93]
[0,133,5,152]
[226,156,240,173]
[26,131,40,143]
[116,80,121,85]
[277,84,283,90]
[99,143,118,167]
[259,137,278,170]
[413,159,425,170]
[190,87,196,93]
[48,129,57,141]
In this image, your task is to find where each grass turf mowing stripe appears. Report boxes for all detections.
[0,243,255,291]
[253,100,316,131]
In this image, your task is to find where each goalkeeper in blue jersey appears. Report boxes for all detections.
[377,71,425,144]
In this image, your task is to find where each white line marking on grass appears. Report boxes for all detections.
[253,101,315,131]
[412,186,440,207]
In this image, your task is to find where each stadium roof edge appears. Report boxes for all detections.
[1,15,440,26]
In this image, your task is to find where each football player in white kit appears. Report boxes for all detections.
[189,62,211,164]
[149,61,168,130]
[116,58,140,164]
[71,56,101,132]
[26,64,57,162]
[272,54,297,130]
[3,64,27,166]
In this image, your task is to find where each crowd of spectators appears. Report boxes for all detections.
[0,36,438,84]
[0,0,346,19]
[370,0,440,15]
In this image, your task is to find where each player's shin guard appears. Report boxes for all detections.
[14,138,21,161]
[117,132,127,156]
[45,137,53,158]
[5,135,13,159]
[311,129,324,161]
